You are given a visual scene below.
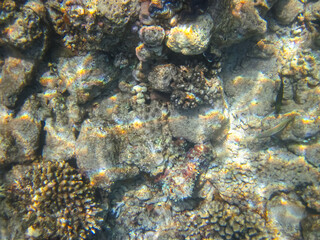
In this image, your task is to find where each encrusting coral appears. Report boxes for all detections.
[8,160,102,240]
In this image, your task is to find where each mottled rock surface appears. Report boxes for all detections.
[274,0,304,25]
[166,13,214,55]
[168,106,229,144]
[0,57,35,108]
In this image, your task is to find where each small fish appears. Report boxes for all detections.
[275,75,284,114]
[257,116,295,138]
[0,185,5,198]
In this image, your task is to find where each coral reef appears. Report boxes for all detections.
[147,63,177,92]
[160,143,213,201]
[109,179,268,239]
[139,25,165,47]
[166,13,214,55]
[0,0,48,52]
[208,0,267,48]
[169,62,223,109]
[0,0,320,239]
[273,0,304,25]
[136,25,166,61]
[7,160,102,240]
[46,0,140,51]
[301,184,320,212]
[97,0,140,32]
[305,1,320,47]
[148,0,182,19]
[301,214,320,240]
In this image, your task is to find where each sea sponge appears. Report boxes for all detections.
[9,160,102,240]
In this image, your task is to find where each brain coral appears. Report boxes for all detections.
[9,160,102,240]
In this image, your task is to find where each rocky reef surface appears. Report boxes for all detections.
[0,0,320,239]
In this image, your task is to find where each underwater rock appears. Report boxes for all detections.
[168,105,229,144]
[250,38,277,58]
[0,57,35,108]
[301,214,320,240]
[305,1,320,47]
[273,0,304,25]
[161,160,199,201]
[201,150,266,210]
[288,141,320,168]
[224,71,278,118]
[0,0,320,239]
[148,0,182,19]
[280,50,320,106]
[256,149,320,200]
[0,112,41,166]
[76,119,121,173]
[135,42,163,61]
[208,0,267,48]
[75,118,140,190]
[0,0,48,54]
[55,52,119,104]
[266,192,306,239]
[115,100,172,175]
[0,94,51,166]
[97,0,140,33]
[279,114,320,142]
[110,179,268,239]
[109,184,170,238]
[18,94,51,122]
[43,118,76,162]
[76,95,174,189]
[166,13,214,55]
[301,184,320,212]
[9,114,41,162]
[0,124,17,166]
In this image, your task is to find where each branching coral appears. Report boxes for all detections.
[9,160,102,240]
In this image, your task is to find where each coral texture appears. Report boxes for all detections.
[166,13,214,55]
[9,160,102,240]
